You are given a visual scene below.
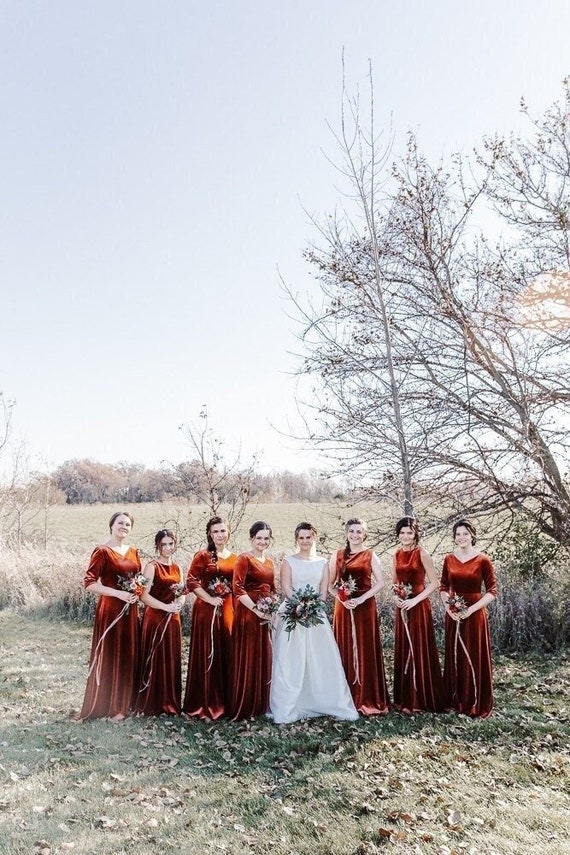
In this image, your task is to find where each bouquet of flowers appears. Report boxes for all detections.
[256,595,280,617]
[117,573,150,597]
[392,581,412,600]
[393,581,414,626]
[281,585,326,636]
[447,594,468,617]
[208,577,232,598]
[170,582,186,598]
[334,575,357,602]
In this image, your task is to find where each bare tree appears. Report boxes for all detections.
[0,443,62,549]
[286,62,417,514]
[0,392,14,457]
[291,77,570,550]
[178,407,258,535]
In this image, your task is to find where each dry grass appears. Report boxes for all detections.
[0,610,569,855]
[2,502,569,654]
[0,501,385,615]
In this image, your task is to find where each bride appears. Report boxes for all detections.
[269,522,358,724]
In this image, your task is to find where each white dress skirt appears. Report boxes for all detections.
[269,555,358,724]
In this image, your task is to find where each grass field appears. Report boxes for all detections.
[1,610,569,855]
[23,500,391,558]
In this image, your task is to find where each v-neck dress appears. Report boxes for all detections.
[440,553,498,718]
[228,553,276,720]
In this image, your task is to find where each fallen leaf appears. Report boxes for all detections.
[377,827,393,839]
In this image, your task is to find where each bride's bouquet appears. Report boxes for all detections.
[281,584,327,636]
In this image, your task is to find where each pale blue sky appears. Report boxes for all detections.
[1,0,569,476]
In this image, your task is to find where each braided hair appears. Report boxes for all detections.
[205,516,230,567]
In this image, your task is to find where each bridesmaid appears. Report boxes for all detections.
[183,516,237,720]
[440,519,498,718]
[135,529,185,716]
[392,517,443,713]
[228,520,277,720]
[329,518,390,715]
[78,511,141,721]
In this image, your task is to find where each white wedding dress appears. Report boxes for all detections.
[269,555,358,724]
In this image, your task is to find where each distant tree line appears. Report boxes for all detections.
[50,459,345,505]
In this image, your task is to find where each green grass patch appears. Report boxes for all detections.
[1,611,569,854]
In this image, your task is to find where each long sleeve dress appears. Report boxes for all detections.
[135,561,183,716]
[440,553,498,718]
[270,556,357,723]
[79,545,141,720]
[392,547,443,713]
[228,554,276,721]
[333,550,390,715]
[182,550,236,720]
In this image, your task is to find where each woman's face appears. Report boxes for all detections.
[209,522,229,549]
[454,525,472,548]
[111,514,132,539]
[251,528,271,553]
[398,526,416,547]
[158,535,176,558]
[346,524,366,546]
[296,529,315,551]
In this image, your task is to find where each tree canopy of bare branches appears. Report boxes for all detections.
[290,76,570,550]
[178,407,259,534]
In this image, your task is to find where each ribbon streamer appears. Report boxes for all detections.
[401,609,418,692]
[86,601,131,688]
[454,619,478,709]
[138,613,173,692]
[332,595,361,686]
[350,610,361,686]
[206,605,220,673]
[83,600,132,718]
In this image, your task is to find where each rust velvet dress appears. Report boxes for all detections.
[333,550,390,715]
[393,547,443,713]
[182,550,236,720]
[440,553,498,718]
[135,561,183,716]
[228,554,276,720]
[79,546,141,720]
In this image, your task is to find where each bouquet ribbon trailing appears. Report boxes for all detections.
[454,619,478,709]
[206,605,220,673]
[401,610,418,693]
[86,601,131,689]
[350,610,361,686]
[139,613,173,692]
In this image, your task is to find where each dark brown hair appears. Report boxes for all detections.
[249,520,272,540]
[453,519,477,545]
[206,516,230,566]
[154,528,176,551]
[395,517,420,544]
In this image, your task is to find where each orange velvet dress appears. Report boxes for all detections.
[228,554,276,721]
[79,545,141,720]
[135,561,183,716]
[333,550,390,715]
[393,547,443,713]
[183,550,236,720]
[440,553,498,718]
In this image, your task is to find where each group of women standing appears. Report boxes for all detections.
[77,511,497,723]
